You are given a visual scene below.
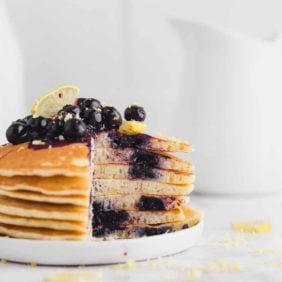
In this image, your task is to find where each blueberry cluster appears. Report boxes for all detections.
[6,98,147,145]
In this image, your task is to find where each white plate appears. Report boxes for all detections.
[0,221,203,265]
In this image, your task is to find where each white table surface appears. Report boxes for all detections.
[1,192,282,282]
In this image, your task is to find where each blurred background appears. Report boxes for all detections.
[1,0,282,193]
[3,0,282,128]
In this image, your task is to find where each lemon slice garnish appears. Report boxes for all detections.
[31,85,79,118]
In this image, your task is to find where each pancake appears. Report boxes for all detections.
[0,213,86,231]
[0,142,89,177]
[93,179,194,196]
[94,132,192,152]
[93,194,187,211]
[0,189,88,206]
[92,205,201,239]
[93,164,194,185]
[93,147,192,172]
[0,223,86,240]
[92,207,185,226]
[0,175,89,196]
[0,196,88,221]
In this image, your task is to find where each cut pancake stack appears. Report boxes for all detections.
[0,132,201,240]
[0,142,90,240]
[90,132,201,239]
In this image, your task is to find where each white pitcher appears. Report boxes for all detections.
[170,19,282,194]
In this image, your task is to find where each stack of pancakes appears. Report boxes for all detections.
[0,132,201,240]
[0,142,90,240]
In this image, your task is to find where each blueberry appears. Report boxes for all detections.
[61,104,80,115]
[63,119,87,139]
[102,106,122,130]
[131,150,159,167]
[83,108,105,131]
[129,164,156,179]
[124,105,146,121]
[77,98,102,110]
[28,117,51,139]
[136,226,172,237]
[16,115,32,125]
[6,122,29,144]
[46,119,64,137]
[138,196,165,211]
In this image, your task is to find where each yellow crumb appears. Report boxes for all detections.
[231,221,272,233]
[217,261,229,272]
[43,270,102,282]
[277,261,282,268]
[208,240,218,248]
[30,262,37,267]
[124,259,137,269]
[186,269,202,280]
[32,140,46,146]
[201,262,218,273]
[0,259,7,264]
[119,121,146,134]
[251,247,273,256]
[113,259,137,270]
[201,261,243,274]
[17,146,25,152]
[230,263,242,272]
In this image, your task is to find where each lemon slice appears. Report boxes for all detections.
[119,120,147,134]
[31,85,79,118]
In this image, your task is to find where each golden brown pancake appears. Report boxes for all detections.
[92,205,202,239]
[94,194,187,211]
[0,196,88,221]
[93,164,195,185]
[0,223,86,240]
[0,142,89,177]
[94,132,192,152]
[0,175,89,196]
[93,179,194,196]
[0,212,86,231]
[93,147,193,172]
[0,189,88,206]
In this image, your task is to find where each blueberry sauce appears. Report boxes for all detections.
[138,196,165,211]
